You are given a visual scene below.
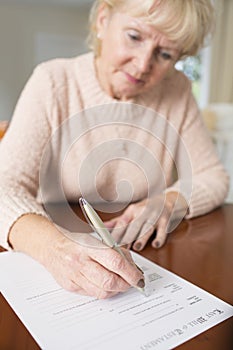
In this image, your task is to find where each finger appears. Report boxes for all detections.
[111,220,128,243]
[68,281,91,296]
[119,220,143,246]
[104,212,132,229]
[151,216,168,248]
[121,249,145,275]
[121,248,135,263]
[58,278,85,293]
[110,214,134,244]
[75,284,117,299]
[67,281,117,299]
[133,222,156,251]
[81,259,130,293]
[63,251,113,296]
[103,218,118,229]
[54,271,99,297]
[70,265,122,299]
[89,246,144,289]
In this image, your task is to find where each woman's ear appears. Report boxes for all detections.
[96,3,111,39]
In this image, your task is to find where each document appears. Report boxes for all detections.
[0,251,232,350]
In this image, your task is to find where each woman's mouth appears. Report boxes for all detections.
[124,72,144,85]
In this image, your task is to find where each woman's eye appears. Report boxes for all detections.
[127,31,141,41]
[160,51,172,60]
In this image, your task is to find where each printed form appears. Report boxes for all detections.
[0,251,232,350]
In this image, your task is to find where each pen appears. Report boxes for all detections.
[79,197,146,295]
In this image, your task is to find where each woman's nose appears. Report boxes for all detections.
[135,49,153,74]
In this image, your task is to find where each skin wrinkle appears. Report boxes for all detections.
[0,1,228,300]
[95,10,181,100]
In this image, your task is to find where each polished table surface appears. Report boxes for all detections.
[0,204,233,349]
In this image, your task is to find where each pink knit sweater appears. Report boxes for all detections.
[0,52,229,249]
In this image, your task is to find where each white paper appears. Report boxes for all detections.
[0,251,232,350]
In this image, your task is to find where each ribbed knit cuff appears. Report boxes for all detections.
[0,192,49,250]
[165,180,220,219]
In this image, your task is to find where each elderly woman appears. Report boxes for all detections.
[0,0,228,298]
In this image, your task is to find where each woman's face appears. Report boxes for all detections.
[95,7,181,101]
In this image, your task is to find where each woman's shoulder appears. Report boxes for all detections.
[33,52,93,83]
[155,68,193,109]
[164,68,192,92]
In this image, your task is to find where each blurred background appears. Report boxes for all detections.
[0,0,232,201]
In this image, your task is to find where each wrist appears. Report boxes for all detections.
[8,213,64,266]
[165,191,188,219]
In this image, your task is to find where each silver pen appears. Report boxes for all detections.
[79,197,145,295]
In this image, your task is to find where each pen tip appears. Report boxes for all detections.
[136,286,148,296]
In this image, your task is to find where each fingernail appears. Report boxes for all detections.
[137,278,145,289]
[153,241,160,248]
[134,243,142,251]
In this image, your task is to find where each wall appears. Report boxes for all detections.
[0,3,91,121]
[209,0,233,103]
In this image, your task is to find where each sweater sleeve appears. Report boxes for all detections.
[165,87,229,219]
[0,64,53,250]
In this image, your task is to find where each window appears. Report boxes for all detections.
[175,47,211,108]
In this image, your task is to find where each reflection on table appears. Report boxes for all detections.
[0,204,233,350]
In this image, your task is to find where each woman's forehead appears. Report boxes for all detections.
[112,12,181,52]
[110,0,194,54]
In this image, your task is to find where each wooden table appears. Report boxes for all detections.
[0,204,233,349]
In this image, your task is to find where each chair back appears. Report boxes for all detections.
[0,121,9,140]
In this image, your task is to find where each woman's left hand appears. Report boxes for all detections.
[104,191,188,251]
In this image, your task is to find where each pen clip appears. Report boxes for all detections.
[79,197,116,247]
[79,197,97,232]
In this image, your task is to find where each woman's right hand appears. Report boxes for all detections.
[9,214,144,299]
[44,231,144,299]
